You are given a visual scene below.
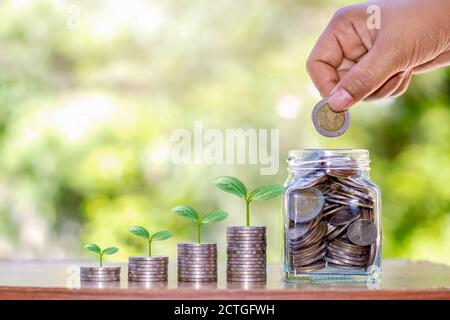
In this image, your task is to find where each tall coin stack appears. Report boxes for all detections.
[128,256,168,282]
[177,243,217,282]
[80,266,121,282]
[226,226,267,282]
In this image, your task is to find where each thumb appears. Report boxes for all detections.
[328,48,399,111]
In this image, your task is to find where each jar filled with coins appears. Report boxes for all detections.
[283,149,381,281]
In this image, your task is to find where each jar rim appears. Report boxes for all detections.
[287,148,370,171]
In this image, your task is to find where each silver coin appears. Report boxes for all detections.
[129,276,167,282]
[178,275,217,280]
[80,267,120,272]
[227,239,266,243]
[178,264,217,269]
[327,251,368,264]
[179,272,217,277]
[80,276,120,282]
[128,261,168,266]
[128,270,167,275]
[227,254,266,259]
[177,265,217,270]
[227,243,266,248]
[177,250,217,255]
[288,187,324,223]
[227,276,266,282]
[80,273,121,277]
[128,278,167,282]
[227,226,266,232]
[80,270,121,274]
[227,235,266,240]
[177,250,217,254]
[128,265,167,270]
[227,255,266,260]
[327,262,365,271]
[127,273,167,278]
[312,98,350,137]
[178,259,217,264]
[80,274,121,278]
[129,256,168,261]
[228,250,266,254]
[347,219,377,246]
[177,256,217,261]
[227,266,266,271]
[325,256,366,267]
[328,208,360,226]
[177,242,217,249]
[227,270,266,275]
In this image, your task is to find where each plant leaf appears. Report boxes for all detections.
[250,184,284,201]
[128,225,150,240]
[151,230,173,241]
[213,176,247,199]
[102,247,119,256]
[201,211,228,224]
[85,243,101,255]
[172,205,199,223]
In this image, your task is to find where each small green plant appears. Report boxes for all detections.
[213,176,284,226]
[128,226,173,256]
[84,243,119,268]
[172,205,228,243]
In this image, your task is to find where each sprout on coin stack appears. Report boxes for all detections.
[81,243,120,282]
[213,176,284,282]
[127,226,172,282]
[172,205,228,282]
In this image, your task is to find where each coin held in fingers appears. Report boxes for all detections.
[312,99,350,137]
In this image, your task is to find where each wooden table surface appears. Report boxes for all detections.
[0,259,448,299]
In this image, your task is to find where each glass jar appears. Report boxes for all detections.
[283,149,381,282]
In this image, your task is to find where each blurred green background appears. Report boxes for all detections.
[0,0,448,264]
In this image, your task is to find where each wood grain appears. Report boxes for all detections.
[0,259,448,300]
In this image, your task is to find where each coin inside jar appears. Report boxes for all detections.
[347,219,377,246]
[327,207,360,226]
[312,99,350,137]
[288,187,324,223]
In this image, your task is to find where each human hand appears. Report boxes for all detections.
[307,0,450,111]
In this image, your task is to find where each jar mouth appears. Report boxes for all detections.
[288,148,370,171]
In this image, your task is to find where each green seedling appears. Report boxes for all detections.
[84,243,119,268]
[128,226,173,256]
[213,176,284,226]
[172,205,228,243]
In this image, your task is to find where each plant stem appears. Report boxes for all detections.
[99,254,103,268]
[197,223,201,243]
[148,240,152,257]
[246,199,250,227]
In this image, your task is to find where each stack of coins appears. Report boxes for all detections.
[80,266,121,282]
[177,243,217,282]
[226,226,267,282]
[285,152,378,273]
[128,256,168,282]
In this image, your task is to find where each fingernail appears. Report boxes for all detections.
[328,89,353,111]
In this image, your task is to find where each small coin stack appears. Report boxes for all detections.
[286,152,378,273]
[177,243,217,282]
[80,266,121,282]
[226,226,267,282]
[128,256,168,282]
